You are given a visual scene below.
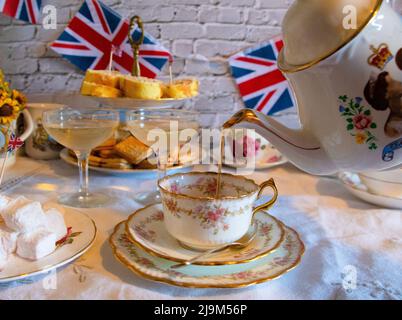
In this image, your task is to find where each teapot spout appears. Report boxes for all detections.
[223,109,337,175]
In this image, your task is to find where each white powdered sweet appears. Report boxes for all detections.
[0,243,7,271]
[0,223,18,254]
[1,196,47,233]
[0,195,10,212]
[16,230,57,260]
[45,208,67,241]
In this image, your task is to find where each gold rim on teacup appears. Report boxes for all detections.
[158,171,270,201]
[124,204,286,266]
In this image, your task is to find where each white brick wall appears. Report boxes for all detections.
[0,0,292,127]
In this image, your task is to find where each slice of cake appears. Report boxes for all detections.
[163,78,199,99]
[114,136,154,164]
[120,76,163,100]
[81,81,123,98]
[83,70,122,88]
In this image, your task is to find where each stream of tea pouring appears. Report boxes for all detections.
[215,127,257,198]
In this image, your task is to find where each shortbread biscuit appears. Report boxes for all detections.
[114,136,153,165]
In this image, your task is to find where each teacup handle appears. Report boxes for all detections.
[252,178,278,218]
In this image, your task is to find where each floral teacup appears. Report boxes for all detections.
[158,172,278,250]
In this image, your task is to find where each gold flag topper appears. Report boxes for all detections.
[128,16,145,77]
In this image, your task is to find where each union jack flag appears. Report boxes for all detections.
[50,0,172,78]
[229,36,295,115]
[7,133,23,153]
[0,0,41,24]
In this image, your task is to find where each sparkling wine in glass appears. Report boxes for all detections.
[43,108,119,208]
[125,109,200,205]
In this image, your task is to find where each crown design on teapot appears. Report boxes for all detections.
[368,44,393,70]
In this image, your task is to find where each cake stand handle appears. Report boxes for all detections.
[128,15,145,77]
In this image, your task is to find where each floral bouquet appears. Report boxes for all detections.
[0,70,28,183]
[0,69,26,126]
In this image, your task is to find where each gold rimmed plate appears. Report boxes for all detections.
[125,203,285,266]
[0,206,96,283]
[60,148,194,177]
[110,220,305,289]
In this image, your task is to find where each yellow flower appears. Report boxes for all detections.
[355,132,367,145]
[0,98,20,125]
[0,90,8,100]
[12,89,26,109]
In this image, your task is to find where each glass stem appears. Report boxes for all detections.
[76,151,90,197]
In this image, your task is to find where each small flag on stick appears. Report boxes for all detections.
[7,133,24,153]
[50,0,172,77]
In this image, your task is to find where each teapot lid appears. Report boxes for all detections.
[279,0,382,72]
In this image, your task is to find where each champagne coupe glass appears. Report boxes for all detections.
[43,107,119,208]
[125,109,200,205]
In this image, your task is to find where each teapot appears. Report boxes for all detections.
[224,0,402,175]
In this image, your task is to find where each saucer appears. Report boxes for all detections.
[0,207,96,283]
[338,172,402,209]
[110,221,305,289]
[224,155,288,170]
[125,204,285,266]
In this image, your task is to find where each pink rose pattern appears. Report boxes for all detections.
[133,211,166,243]
[233,136,261,157]
[339,95,378,150]
[171,177,248,198]
[169,182,181,194]
[353,114,372,130]
[266,155,281,163]
[192,204,231,234]
[163,196,245,235]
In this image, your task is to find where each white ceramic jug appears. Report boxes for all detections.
[225,0,402,175]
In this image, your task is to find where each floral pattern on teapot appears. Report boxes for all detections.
[338,95,378,150]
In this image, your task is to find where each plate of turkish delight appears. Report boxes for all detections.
[0,195,96,283]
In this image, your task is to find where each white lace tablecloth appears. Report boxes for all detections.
[0,157,401,300]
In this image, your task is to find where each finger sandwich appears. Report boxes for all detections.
[83,70,121,88]
[120,76,163,100]
[163,78,199,99]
